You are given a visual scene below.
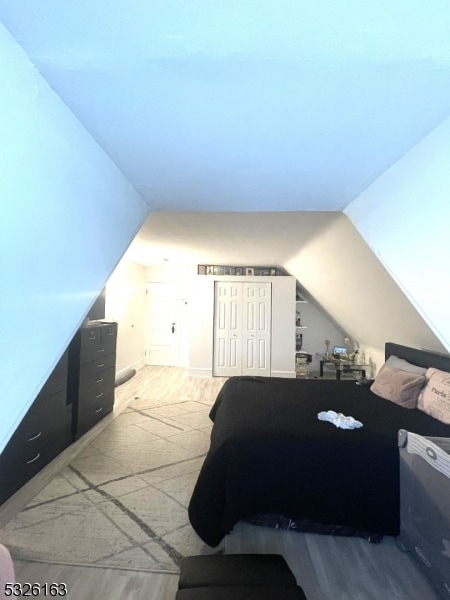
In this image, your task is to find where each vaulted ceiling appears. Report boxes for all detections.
[1,1,450,216]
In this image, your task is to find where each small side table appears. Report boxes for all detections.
[319,357,368,380]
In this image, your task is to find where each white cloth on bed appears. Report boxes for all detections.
[318,410,363,429]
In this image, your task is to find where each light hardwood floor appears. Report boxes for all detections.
[2,367,441,600]
[14,560,179,600]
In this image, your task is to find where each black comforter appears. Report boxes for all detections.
[188,376,450,547]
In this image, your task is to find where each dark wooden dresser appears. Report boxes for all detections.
[0,350,71,505]
[68,321,117,439]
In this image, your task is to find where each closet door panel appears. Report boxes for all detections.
[242,282,272,376]
[213,282,243,376]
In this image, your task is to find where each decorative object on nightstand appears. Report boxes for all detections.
[344,337,350,356]
[325,339,331,359]
[296,354,309,378]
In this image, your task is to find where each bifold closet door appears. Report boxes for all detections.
[213,281,271,377]
[213,282,243,376]
[242,282,271,376]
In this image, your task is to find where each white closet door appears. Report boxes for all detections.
[242,282,272,376]
[213,281,272,377]
[213,282,243,376]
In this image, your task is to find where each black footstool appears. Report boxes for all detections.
[178,554,297,589]
[176,585,308,600]
[176,554,308,599]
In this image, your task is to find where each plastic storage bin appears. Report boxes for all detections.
[398,430,450,599]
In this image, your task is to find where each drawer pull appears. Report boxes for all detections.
[27,431,42,442]
[96,392,103,398]
[97,349,105,353]
[95,407,103,414]
[26,453,41,464]
[96,378,104,383]
[88,333,97,340]
[96,363,105,368]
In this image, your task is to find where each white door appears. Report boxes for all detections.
[213,281,272,376]
[213,282,243,376]
[145,281,178,366]
[242,282,272,376]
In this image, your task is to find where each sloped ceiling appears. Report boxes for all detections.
[1,2,449,361]
[1,1,449,212]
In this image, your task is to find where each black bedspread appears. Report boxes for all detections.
[188,376,450,547]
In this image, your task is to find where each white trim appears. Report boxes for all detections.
[272,369,296,378]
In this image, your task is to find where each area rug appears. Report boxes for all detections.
[0,383,222,572]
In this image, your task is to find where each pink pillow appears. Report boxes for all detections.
[417,367,450,424]
[370,366,425,408]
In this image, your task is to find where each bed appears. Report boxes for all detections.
[188,343,450,547]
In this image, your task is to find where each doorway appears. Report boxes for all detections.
[145,281,179,366]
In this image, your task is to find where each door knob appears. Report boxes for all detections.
[171,322,176,334]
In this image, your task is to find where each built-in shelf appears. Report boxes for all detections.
[295,293,308,368]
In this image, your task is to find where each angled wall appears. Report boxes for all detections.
[283,213,446,373]
[345,117,450,357]
[0,25,150,452]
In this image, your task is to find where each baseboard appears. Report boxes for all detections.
[188,367,213,377]
[272,370,296,378]
[115,358,145,380]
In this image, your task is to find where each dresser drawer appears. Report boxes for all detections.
[15,389,68,441]
[0,427,70,505]
[79,352,116,380]
[79,324,117,364]
[78,367,115,397]
[78,379,115,415]
[76,394,114,438]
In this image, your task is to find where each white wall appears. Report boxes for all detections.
[0,25,150,451]
[106,255,147,378]
[345,117,450,353]
[284,213,446,373]
[189,275,296,377]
